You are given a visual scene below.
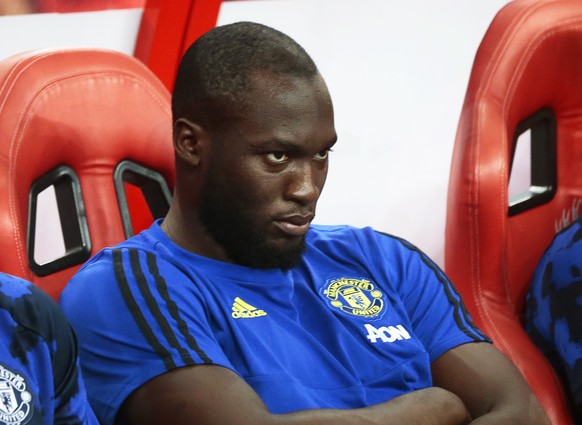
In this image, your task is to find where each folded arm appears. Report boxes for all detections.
[118,364,471,425]
[431,342,550,424]
[118,341,549,425]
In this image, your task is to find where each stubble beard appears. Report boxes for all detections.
[198,172,306,270]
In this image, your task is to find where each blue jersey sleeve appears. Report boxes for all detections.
[60,247,235,425]
[365,231,490,361]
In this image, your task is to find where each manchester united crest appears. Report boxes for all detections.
[322,277,385,318]
[0,364,32,425]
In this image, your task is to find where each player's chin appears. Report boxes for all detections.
[262,237,307,269]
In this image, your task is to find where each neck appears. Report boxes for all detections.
[161,202,231,263]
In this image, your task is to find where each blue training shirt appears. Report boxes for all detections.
[61,221,489,425]
[526,217,582,412]
[0,273,98,425]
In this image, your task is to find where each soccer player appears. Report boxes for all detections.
[61,21,549,425]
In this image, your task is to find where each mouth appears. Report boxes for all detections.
[273,213,314,237]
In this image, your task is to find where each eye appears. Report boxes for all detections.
[314,149,331,161]
[266,152,288,164]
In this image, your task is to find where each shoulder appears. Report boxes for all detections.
[307,224,425,256]
[543,217,582,261]
[0,272,47,302]
[0,273,64,334]
[531,217,582,289]
[308,223,388,242]
[62,226,165,300]
[60,232,196,335]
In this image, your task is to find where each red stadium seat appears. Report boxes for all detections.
[0,48,174,301]
[445,0,582,423]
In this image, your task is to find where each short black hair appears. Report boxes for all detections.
[172,21,319,127]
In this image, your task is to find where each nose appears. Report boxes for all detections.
[284,160,326,205]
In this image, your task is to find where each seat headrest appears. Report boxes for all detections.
[0,48,174,299]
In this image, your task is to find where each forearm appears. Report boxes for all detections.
[465,392,550,425]
[431,343,550,425]
[277,387,471,425]
[121,366,472,425]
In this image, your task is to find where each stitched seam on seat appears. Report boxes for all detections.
[469,2,538,342]
[2,53,60,276]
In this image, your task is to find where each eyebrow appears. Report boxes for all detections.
[248,136,337,153]
[248,139,300,151]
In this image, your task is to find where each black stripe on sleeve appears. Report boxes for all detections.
[418,252,490,342]
[113,249,177,370]
[145,252,213,364]
[377,232,490,342]
[128,249,197,367]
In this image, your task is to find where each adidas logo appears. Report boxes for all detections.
[231,297,268,319]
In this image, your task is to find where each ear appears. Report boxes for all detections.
[173,118,210,166]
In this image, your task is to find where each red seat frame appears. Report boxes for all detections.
[445,0,582,423]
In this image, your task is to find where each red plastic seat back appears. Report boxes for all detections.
[445,0,582,423]
[0,48,174,301]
